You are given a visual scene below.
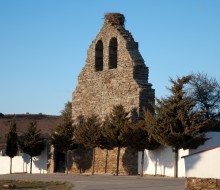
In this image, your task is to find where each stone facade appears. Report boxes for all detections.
[69,147,137,175]
[72,13,154,120]
[71,13,155,175]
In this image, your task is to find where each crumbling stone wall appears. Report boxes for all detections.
[72,13,154,120]
[71,13,154,175]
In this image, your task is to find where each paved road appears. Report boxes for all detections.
[0,174,185,190]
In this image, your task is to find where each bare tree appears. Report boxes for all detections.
[189,73,220,131]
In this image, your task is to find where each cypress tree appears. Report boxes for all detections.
[5,118,18,174]
[74,114,102,174]
[102,104,129,176]
[19,121,45,174]
[50,101,77,174]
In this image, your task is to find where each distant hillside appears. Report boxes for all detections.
[0,114,61,150]
[0,113,60,120]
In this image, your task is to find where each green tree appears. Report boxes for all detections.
[100,116,115,151]
[189,73,220,131]
[102,104,129,176]
[92,116,115,174]
[122,120,160,176]
[5,118,18,174]
[61,101,72,122]
[50,101,76,174]
[74,114,102,174]
[19,121,45,174]
[144,76,208,178]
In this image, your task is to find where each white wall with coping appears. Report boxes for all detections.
[138,146,189,177]
[138,132,220,178]
[184,147,220,179]
[183,132,220,179]
[0,148,48,174]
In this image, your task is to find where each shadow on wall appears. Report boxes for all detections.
[184,153,201,173]
[22,151,47,174]
[33,157,46,174]
[22,153,30,173]
[122,147,138,175]
[147,146,173,176]
[71,145,93,173]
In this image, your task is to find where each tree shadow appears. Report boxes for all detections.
[148,146,173,176]
[33,156,47,174]
[184,153,201,172]
[67,150,73,171]
[122,147,138,175]
[71,145,93,173]
[104,149,109,174]
[22,150,47,174]
[22,153,30,173]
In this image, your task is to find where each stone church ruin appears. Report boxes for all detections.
[71,13,155,174]
[72,13,154,121]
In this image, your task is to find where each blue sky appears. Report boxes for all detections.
[0,0,219,115]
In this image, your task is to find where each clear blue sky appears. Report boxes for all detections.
[0,1,219,115]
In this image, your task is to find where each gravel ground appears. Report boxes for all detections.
[0,173,185,190]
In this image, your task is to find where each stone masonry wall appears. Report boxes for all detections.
[69,147,138,175]
[186,178,220,190]
[72,13,154,121]
[71,13,154,175]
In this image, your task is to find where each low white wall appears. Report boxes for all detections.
[0,148,48,174]
[138,146,188,177]
[139,132,220,178]
[184,132,220,179]
[185,147,220,179]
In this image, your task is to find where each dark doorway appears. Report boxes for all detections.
[55,151,65,173]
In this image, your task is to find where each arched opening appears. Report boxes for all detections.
[109,38,117,69]
[95,40,103,72]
